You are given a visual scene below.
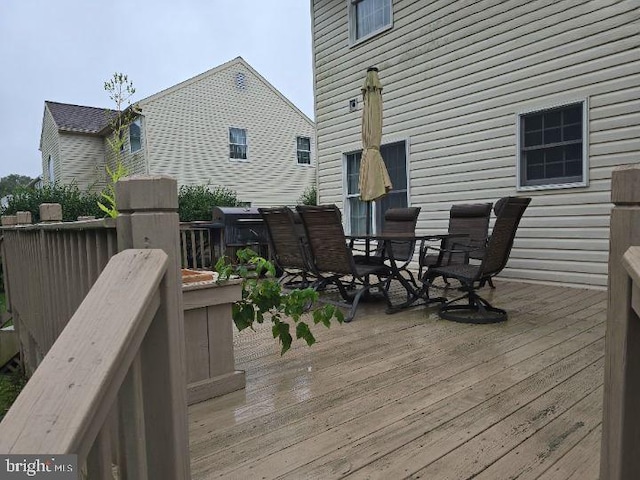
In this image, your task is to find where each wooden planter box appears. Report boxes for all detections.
[182,276,245,405]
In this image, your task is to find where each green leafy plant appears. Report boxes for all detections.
[216,248,343,355]
[178,184,240,222]
[98,161,128,218]
[298,184,317,206]
[2,183,103,222]
[99,72,139,217]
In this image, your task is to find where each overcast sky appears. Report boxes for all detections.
[0,0,314,179]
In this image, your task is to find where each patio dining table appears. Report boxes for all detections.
[347,233,468,313]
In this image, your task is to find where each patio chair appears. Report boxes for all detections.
[259,207,313,288]
[353,206,421,266]
[423,196,531,324]
[296,204,391,322]
[418,202,493,285]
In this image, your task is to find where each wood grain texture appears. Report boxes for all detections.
[188,280,606,479]
[0,249,167,455]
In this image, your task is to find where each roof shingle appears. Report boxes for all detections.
[45,101,118,134]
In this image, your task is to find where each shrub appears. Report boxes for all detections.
[298,184,317,206]
[178,185,240,222]
[1,183,103,222]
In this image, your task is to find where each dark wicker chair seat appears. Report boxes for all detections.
[424,197,531,324]
[297,204,392,322]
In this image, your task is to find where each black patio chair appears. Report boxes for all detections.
[296,204,391,322]
[423,196,531,324]
[259,207,313,288]
[418,202,493,280]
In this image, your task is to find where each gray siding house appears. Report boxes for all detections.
[312,0,640,288]
[40,57,316,207]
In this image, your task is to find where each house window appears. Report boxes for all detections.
[518,101,587,189]
[129,118,142,153]
[229,127,247,160]
[345,141,408,235]
[349,0,393,44]
[297,136,311,164]
[47,155,55,183]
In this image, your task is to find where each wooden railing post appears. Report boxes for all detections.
[115,176,190,479]
[601,164,640,480]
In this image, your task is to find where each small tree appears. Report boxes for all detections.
[98,73,139,218]
[298,184,317,206]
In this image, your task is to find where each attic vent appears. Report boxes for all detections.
[235,72,246,90]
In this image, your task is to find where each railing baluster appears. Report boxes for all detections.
[87,422,113,479]
[181,230,188,268]
[118,353,148,480]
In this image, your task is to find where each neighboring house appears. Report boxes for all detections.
[311,0,640,288]
[40,57,316,206]
[40,102,116,192]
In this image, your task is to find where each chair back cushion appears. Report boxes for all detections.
[479,197,531,277]
[296,205,354,275]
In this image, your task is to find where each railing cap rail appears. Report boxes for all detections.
[0,249,168,455]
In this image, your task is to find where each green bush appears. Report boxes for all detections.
[298,184,317,206]
[1,183,103,222]
[178,185,240,222]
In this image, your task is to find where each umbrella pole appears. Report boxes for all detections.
[366,200,372,258]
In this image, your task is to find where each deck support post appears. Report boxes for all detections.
[600,164,640,480]
[116,175,191,480]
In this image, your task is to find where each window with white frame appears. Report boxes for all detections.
[297,136,311,164]
[518,101,587,189]
[345,140,408,235]
[349,0,393,44]
[129,118,142,153]
[229,127,247,160]
[47,155,55,183]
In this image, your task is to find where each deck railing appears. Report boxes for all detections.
[1,210,117,372]
[600,164,640,480]
[0,176,191,478]
[0,249,190,478]
[179,222,221,270]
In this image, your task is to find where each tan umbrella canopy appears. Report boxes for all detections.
[359,67,392,203]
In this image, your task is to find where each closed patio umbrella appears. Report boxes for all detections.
[359,67,392,235]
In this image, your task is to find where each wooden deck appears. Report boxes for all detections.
[188,280,607,479]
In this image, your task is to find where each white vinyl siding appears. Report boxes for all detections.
[59,133,108,192]
[40,107,61,186]
[312,0,640,288]
[139,58,316,207]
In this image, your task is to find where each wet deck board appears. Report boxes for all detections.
[189,280,606,479]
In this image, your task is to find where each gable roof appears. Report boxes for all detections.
[45,101,117,134]
[138,56,314,126]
